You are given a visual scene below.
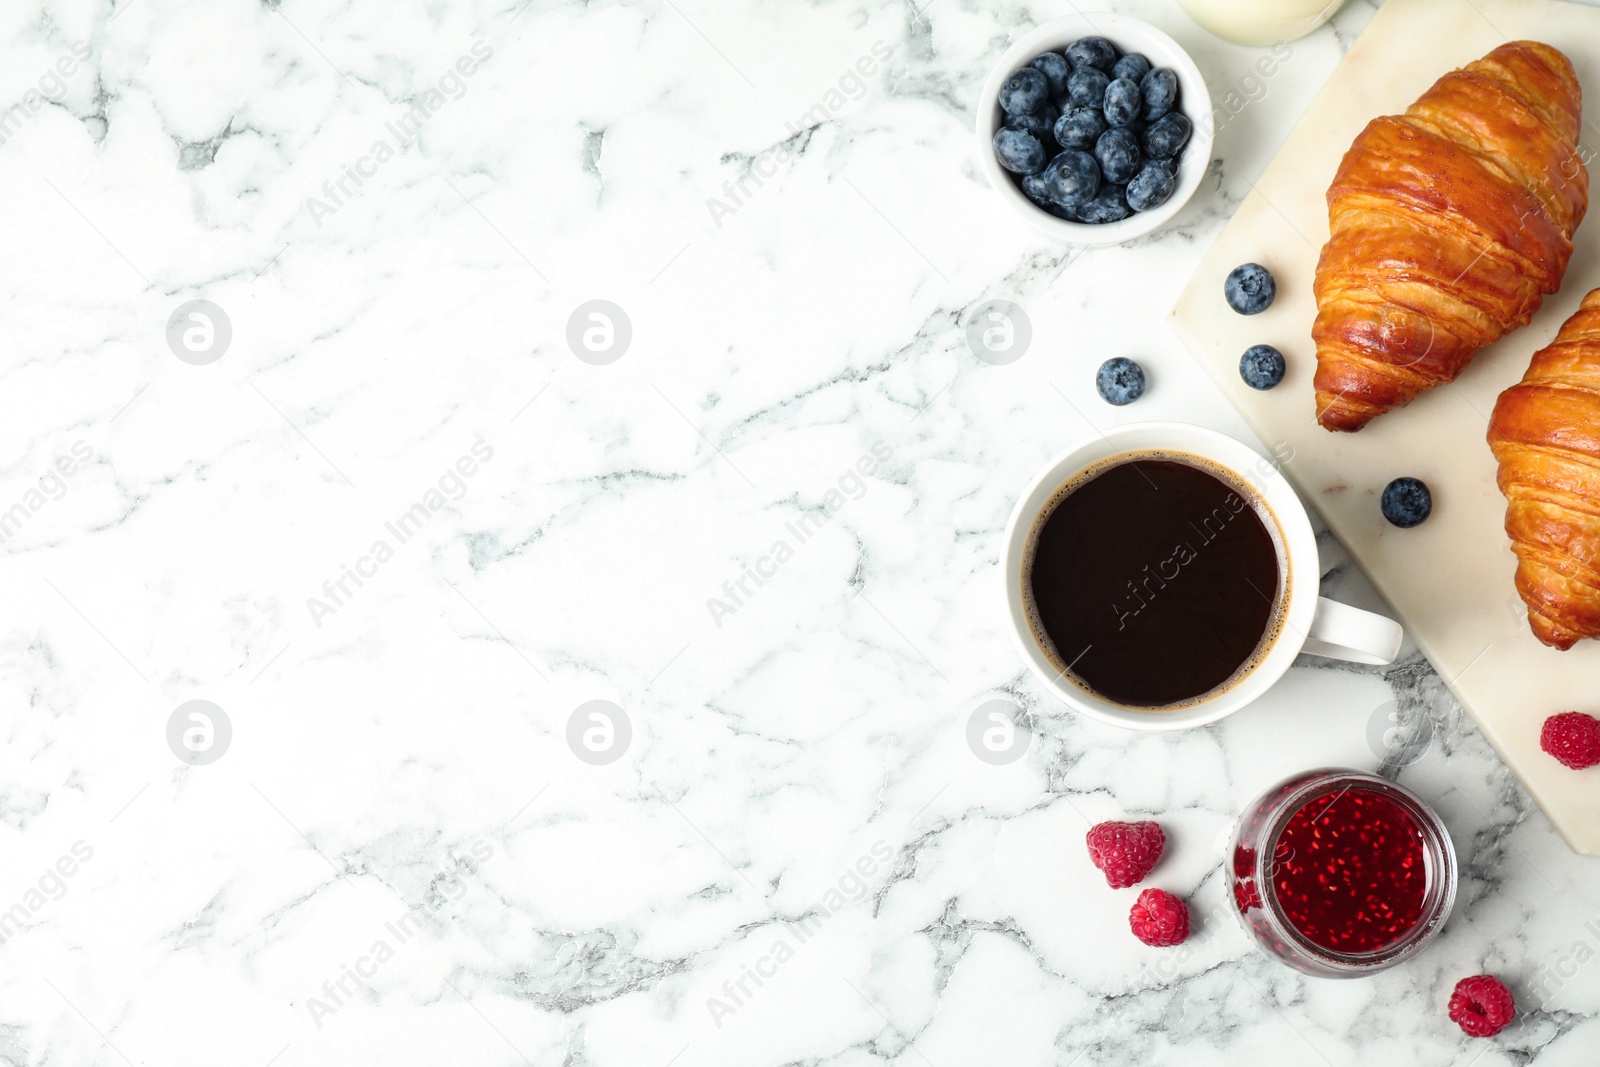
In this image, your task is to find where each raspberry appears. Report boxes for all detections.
[1541,712,1600,769]
[1449,975,1515,1038]
[1085,820,1165,888]
[1129,888,1189,946]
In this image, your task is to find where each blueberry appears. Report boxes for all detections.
[1125,160,1176,211]
[1075,183,1130,224]
[1020,173,1075,218]
[1112,53,1151,82]
[1143,112,1192,159]
[1053,106,1107,150]
[1097,357,1146,405]
[1010,105,1059,145]
[1103,77,1142,127]
[1381,477,1432,528]
[993,126,1047,174]
[1239,344,1286,390]
[1140,68,1179,121]
[1020,172,1074,218]
[999,67,1050,115]
[1030,52,1071,97]
[1095,127,1142,184]
[1224,263,1276,315]
[1067,66,1111,109]
[1065,36,1119,73]
[1040,148,1100,208]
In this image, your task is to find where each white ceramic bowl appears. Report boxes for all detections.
[975,14,1214,245]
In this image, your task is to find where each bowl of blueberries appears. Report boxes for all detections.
[977,14,1213,244]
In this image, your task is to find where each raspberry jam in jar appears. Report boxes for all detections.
[1227,769,1457,977]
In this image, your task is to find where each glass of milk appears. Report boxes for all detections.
[1179,0,1347,46]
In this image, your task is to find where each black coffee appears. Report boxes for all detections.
[1024,451,1284,708]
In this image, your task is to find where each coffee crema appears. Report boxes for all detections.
[1022,450,1288,709]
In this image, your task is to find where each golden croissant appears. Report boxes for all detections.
[1313,41,1588,432]
[1489,289,1600,650]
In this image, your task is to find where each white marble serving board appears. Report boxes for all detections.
[1170,0,1600,856]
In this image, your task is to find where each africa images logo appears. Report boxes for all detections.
[305,839,494,1028]
[704,839,893,1028]
[305,440,494,627]
[301,40,494,227]
[705,442,892,627]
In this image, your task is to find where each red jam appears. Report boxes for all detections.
[1269,785,1428,954]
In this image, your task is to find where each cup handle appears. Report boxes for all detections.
[1301,597,1403,665]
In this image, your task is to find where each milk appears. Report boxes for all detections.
[1179,0,1347,46]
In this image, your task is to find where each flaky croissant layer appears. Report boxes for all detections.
[1313,41,1588,432]
[1489,289,1600,650]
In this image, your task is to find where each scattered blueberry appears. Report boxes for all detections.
[1053,106,1107,150]
[1095,127,1142,185]
[1074,183,1131,224]
[1142,112,1192,159]
[1030,52,1071,97]
[1239,344,1286,390]
[1140,68,1179,121]
[1224,263,1276,315]
[1381,477,1433,528]
[1103,77,1142,127]
[1040,148,1100,208]
[1097,357,1146,405]
[1065,36,1119,73]
[1125,161,1176,211]
[1112,53,1151,82]
[1067,66,1111,109]
[993,126,1047,174]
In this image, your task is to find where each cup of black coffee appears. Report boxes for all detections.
[1002,423,1402,730]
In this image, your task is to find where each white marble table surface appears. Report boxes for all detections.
[3,0,1598,1064]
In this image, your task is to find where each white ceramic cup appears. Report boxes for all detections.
[1002,422,1403,731]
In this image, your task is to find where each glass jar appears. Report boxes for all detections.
[1179,0,1346,47]
[1227,769,1457,977]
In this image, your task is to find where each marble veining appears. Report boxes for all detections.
[1,0,1596,1065]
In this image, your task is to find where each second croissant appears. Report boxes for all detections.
[1489,289,1600,651]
